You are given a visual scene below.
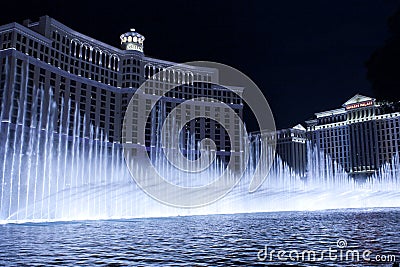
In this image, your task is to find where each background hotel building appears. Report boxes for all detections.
[306,94,400,176]
[251,124,308,176]
[249,94,400,177]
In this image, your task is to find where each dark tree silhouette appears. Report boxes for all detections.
[366,7,400,101]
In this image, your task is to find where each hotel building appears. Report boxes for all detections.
[249,94,400,177]
[0,16,244,166]
[274,124,307,175]
[250,124,307,175]
[306,94,400,176]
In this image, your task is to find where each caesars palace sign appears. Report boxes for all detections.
[345,100,374,110]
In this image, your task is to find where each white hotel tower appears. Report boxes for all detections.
[306,94,400,177]
[0,16,245,168]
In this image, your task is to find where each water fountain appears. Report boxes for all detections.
[0,73,400,223]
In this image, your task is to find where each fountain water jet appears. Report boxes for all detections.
[0,69,399,223]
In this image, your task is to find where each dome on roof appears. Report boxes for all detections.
[120,28,145,53]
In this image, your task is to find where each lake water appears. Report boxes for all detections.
[0,208,399,266]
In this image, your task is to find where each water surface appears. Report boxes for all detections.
[1,208,399,266]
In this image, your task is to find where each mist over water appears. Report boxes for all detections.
[0,84,399,223]
[0,59,400,223]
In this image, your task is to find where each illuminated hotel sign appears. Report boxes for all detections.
[126,43,143,52]
[345,100,374,110]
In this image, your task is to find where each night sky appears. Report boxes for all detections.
[1,0,400,130]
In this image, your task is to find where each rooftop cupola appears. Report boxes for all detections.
[120,28,145,53]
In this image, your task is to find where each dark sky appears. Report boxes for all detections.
[1,0,400,130]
